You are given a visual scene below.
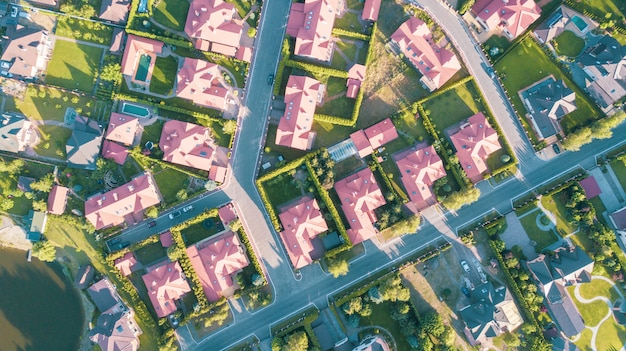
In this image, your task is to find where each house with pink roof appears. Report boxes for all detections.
[350,130,374,158]
[209,165,228,183]
[286,0,339,62]
[472,0,541,39]
[279,197,328,269]
[334,168,386,245]
[186,231,250,302]
[346,64,366,99]
[142,261,191,317]
[105,112,139,146]
[120,34,164,85]
[102,140,130,165]
[47,184,69,215]
[391,18,461,91]
[159,120,216,172]
[276,75,322,150]
[218,203,238,226]
[114,252,139,276]
[364,118,399,149]
[449,112,502,183]
[362,0,382,21]
[395,144,446,210]
[160,231,173,248]
[177,57,229,111]
[184,0,243,55]
[84,172,161,230]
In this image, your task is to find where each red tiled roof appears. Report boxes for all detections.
[187,231,249,302]
[101,140,129,165]
[160,231,173,248]
[235,46,253,63]
[47,184,69,215]
[276,75,320,150]
[580,176,601,199]
[105,112,139,145]
[176,57,228,111]
[395,145,446,210]
[334,168,386,245]
[85,172,161,230]
[364,118,399,149]
[346,64,366,99]
[449,112,502,183]
[120,34,163,76]
[114,252,138,276]
[218,203,237,225]
[362,0,382,21]
[159,120,216,172]
[279,197,328,269]
[209,165,227,183]
[390,18,461,91]
[346,79,361,99]
[472,0,541,39]
[350,130,373,158]
[142,261,191,317]
[185,0,242,54]
[286,0,338,61]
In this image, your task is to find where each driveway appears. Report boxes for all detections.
[499,212,538,260]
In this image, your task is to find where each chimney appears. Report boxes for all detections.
[113,193,118,201]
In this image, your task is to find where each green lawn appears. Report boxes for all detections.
[149,56,178,95]
[575,328,593,351]
[134,241,167,266]
[121,160,142,180]
[7,86,100,122]
[330,51,349,70]
[181,217,222,245]
[518,210,559,251]
[568,289,609,327]
[610,159,626,194]
[553,31,585,57]
[153,0,190,31]
[46,41,103,93]
[541,191,578,236]
[326,77,348,97]
[420,79,485,131]
[483,35,512,59]
[362,302,412,351]
[578,279,621,301]
[589,196,608,226]
[261,172,303,208]
[312,120,357,149]
[393,110,431,144]
[595,317,626,351]
[55,17,113,45]
[336,38,359,63]
[140,120,164,146]
[494,37,601,134]
[334,9,368,33]
[153,168,189,204]
[34,125,72,160]
[570,0,626,24]
[316,96,355,120]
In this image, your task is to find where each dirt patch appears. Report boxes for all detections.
[0,215,32,251]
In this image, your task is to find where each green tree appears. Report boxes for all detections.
[32,241,56,262]
[328,257,349,278]
[99,63,122,83]
[282,331,308,351]
[176,189,188,201]
[0,197,14,211]
[30,174,54,193]
[342,297,363,315]
[32,199,48,212]
[145,206,159,218]
[222,120,237,134]
[503,332,521,347]
[422,312,445,337]
[379,275,411,302]
[440,325,456,346]
[441,186,481,210]
[0,158,24,174]
[229,219,242,232]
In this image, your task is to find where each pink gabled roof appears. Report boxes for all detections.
[276,75,320,150]
[142,261,191,317]
[209,165,227,183]
[176,57,228,111]
[218,203,237,226]
[159,120,215,172]
[114,252,138,276]
[346,79,361,99]
[105,112,139,145]
[235,46,253,62]
[334,168,386,245]
[610,207,626,230]
[47,184,69,215]
[279,197,328,269]
[186,231,249,302]
[364,118,399,149]
[391,18,461,90]
[346,64,366,99]
[101,140,130,165]
[362,0,382,21]
[350,130,374,158]
[85,172,161,230]
[160,231,173,248]
[472,0,541,38]
[184,0,242,52]
[580,176,601,199]
[395,145,446,210]
[286,0,338,61]
[449,112,502,183]
[121,34,164,76]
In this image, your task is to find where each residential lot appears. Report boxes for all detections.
[46,40,103,93]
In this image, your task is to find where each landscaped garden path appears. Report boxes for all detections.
[572,275,626,351]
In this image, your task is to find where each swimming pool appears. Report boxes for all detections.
[571,15,588,32]
[138,0,148,13]
[134,54,151,82]
[122,103,150,118]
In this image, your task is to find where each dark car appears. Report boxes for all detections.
[552,143,561,154]
[148,220,157,228]
[267,74,274,86]
[461,287,471,298]
[109,237,121,245]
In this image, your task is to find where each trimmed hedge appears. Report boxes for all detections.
[125,28,192,48]
[370,152,409,203]
[236,226,268,289]
[314,113,354,126]
[273,39,291,95]
[284,59,349,78]
[331,28,371,41]
[129,147,208,180]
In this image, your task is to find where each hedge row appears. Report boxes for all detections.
[129,148,208,180]
[236,226,268,289]
[273,39,291,95]
[331,28,371,41]
[284,59,349,78]
[314,113,354,126]
[369,152,409,203]
[272,307,320,337]
[113,92,224,122]
[169,228,211,310]
[125,28,193,49]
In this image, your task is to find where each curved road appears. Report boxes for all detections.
[108,0,626,350]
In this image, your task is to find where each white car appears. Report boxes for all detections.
[10,6,18,18]
[182,205,193,213]
[168,210,181,220]
[461,260,471,273]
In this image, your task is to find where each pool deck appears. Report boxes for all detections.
[131,51,157,86]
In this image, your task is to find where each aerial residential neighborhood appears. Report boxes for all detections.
[1,0,626,350]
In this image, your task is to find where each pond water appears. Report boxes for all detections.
[0,248,84,351]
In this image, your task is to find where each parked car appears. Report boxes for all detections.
[267,74,274,86]
[552,143,561,154]
[147,220,157,228]
[461,287,471,298]
[461,260,471,273]
[109,237,121,245]
[182,205,194,213]
[168,210,181,220]
[10,6,18,18]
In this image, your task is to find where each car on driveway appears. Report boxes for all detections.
[461,260,471,273]
[182,205,193,213]
[552,143,561,154]
[148,220,157,228]
[169,210,181,220]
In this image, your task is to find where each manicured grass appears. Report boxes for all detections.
[393,110,431,144]
[610,159,626,195]
[494,37,600,134]
[316,96,355,119]
[334,156,365,180]
[7,86,100,122]
[589,196,608,226]
[153,0,190,31]
[55,17,113,45]
[153,168,189,204]
[46,41,103,93]
[362,302,413,351]
[121,160,142,180]
[181,217,223,245]
[568,288,608,327]
[261,172,303,208]
[553,30,585,57]
[312,120,356,149]
[334,10,367,33]
[420,79,485,131]
[518,210,559,251]
[483,35,512,59]
[541,191,578,236]
[330,51,349,70]
[571,0,626,24]
[140,120,164,146]
[34,125,72,160]
[578,279,621,301]
[595,317,626,351]
[336,38,359,62]
[149,56,178,95]
[326,77,348,97]
[134,241,167,266]
[574,328,593,350]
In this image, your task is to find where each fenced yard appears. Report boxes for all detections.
[46,41,103,93]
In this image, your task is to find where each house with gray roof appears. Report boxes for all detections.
[458,282,523,346]
[578,35,626,110]
[66,115,103,170]
[533,5,597,44]
[0,113,32,153]
[0,24,52,79]
[520,76,577,139]
[526,244,594,337]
